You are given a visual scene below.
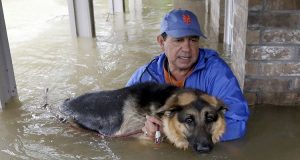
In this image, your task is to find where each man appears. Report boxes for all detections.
[126,9,249,141]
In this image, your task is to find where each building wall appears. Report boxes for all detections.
[230,0,249,89]
[245,0,300,105]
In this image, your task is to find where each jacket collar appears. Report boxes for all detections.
[147,48,218,76]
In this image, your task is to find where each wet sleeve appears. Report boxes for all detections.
[126,66,146,86]
[206,60,250,141]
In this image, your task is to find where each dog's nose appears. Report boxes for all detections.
[194,143,212,153]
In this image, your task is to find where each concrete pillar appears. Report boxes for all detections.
[208,0,220,49]
[67,0,96,38]
[0,1,18,110]
[129,0,142,13]
[229,0,248,89]
[108,0,125,13]
[224,0,234,47]
[128,0,143,24]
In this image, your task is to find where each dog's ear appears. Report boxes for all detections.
[199,94,219,107]
[155,91,198,117]
[156,105,182,118]
[199,94,228,114]
[155,94,182,118]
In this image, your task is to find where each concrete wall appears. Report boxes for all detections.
[245,0,300,105]
[230,0,249,89]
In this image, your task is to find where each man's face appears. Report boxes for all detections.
[159,35,200,71]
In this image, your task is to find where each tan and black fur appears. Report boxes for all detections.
[59,82,226,153]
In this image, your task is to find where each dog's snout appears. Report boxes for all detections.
[194,142,212,153]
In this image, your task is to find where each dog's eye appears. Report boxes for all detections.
[185,116,194,124]
[205,113,216,123]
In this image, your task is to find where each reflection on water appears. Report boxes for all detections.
[1,0,300,159]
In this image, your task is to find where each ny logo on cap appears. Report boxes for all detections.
[182,14,191,24]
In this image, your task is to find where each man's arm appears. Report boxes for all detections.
[126,66,146,86]
[206,59,250,141]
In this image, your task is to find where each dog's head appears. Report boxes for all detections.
[156,89,227,153]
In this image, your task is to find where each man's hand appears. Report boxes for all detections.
[142,115,164,138]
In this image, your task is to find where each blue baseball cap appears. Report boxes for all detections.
[160,9,206,38]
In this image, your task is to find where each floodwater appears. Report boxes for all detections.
[1,0,300,159]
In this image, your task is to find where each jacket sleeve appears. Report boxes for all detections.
[126,64,157,86]
[126,62,163,86]
[205,59,250,141]
[126,67,145,86]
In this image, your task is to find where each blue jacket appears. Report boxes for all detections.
[126,48,249,141]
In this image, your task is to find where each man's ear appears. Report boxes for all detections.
[157,35,165,51]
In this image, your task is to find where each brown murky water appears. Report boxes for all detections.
[1,0,300,159]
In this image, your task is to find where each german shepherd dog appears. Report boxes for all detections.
[59,82,226,153]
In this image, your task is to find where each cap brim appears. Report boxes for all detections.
[165,29,207,39]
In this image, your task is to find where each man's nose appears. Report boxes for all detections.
[181,38,191,52]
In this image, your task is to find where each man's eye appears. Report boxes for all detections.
[190,37,199,42]
[174,38,184,42]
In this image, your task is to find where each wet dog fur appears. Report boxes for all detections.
[59,82,227,153]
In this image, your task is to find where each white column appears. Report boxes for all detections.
[0,1,18,110]
[129,0,142,14]
[224,0,234,48]
[128,0,143,37]
[108,0,125,14]
[67,0,96,37]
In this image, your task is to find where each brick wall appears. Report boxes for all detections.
[245,0,300,105]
